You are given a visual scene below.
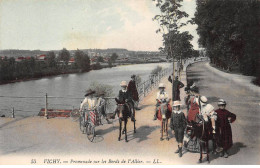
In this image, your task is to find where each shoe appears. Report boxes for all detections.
[106,119,112,124]
[179,147,182,157]
[175,146,179,153]
[224,151,229,158]
[131,116,136,122]
[135,107,141,110]
[219,151,224,157]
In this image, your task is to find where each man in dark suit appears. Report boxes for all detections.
[128,74,140,110]
[113,81,135,121]
[168,75,184,101]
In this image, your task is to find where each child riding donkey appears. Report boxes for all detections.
[154,83,172,141]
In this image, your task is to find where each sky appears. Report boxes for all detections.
[0,0,198,51]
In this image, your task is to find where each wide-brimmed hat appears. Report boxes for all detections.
[200,96,208,105]
[158,83,165,88]
[97,91,105,97]
[184,86,190,92]
[120,81,127,86]
[85,89,96,97]
[131,74,136,78]
[218,99,226,105]
[173,101,182,107]
[191,86,199,93]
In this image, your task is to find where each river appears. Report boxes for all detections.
[0,63,172,117]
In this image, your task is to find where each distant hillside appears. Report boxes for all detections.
[0,48,160,58]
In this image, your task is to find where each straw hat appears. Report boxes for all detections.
[218,99,226,105]
[200,96,208,105]
[120,81,127,86]
[97,91,105,97]
[173,101,182,107]
[85,89,96,97]
[158,83,165,88]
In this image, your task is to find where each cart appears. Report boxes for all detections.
[79,97,116,142]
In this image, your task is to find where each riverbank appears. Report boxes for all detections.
[0,64,115,85]
[0,61,169,86]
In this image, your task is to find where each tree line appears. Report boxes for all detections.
[153,0,196,64]
[0,48,117,83]
[194,0,260,84]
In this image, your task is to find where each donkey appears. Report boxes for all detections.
[115,101,136,142]
[188,114,213,163]
[157,102,172,141]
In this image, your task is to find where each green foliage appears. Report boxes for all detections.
[135,75,142,86]
[110,53,118,63]
[59,48,70,66]
[97,56,104,62]
[74,49,90,71]
[108,59,113,67]
[153,0,194,60]
[87,81,114,97]
[151,66,163,75]
[194,0,260,76]
[91,62,102,70]
[46,51,57,68]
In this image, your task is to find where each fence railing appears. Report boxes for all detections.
[0,67,172,118]
[136,67,171,101]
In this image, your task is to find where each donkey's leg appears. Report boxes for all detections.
[118,118,122,141]
[160,121,164,141]
[206,141,210,163]
[125,119,128,142]
[134,119,136,133]
[199,141,203,163]
[166,119,169,141]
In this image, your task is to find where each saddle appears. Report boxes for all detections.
[187,114,213,140]
[157,103,172,121]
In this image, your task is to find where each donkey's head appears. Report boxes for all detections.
[160,103,168,120]
[117,103,130,119]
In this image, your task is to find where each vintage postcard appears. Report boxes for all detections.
[0,0,259,166]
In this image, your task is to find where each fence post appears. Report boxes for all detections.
[143,82,145,97]
[45,93,48,119]
[12,107,15,118]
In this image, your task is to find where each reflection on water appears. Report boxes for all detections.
[0,63,171,117]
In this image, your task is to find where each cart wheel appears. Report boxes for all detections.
[79,116,85,133]
[86,124,95,142]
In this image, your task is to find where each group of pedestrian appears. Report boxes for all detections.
[154,74,236,159]
[80,71,236,160]
[182,81,236,158]
[80,74,140,123]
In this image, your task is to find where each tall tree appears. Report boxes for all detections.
[74,49,90,71]
[59,48,70,66]
[194,0,260,77]
[153,0,193,77]
[110,53,118,63]
[46,51,57,68]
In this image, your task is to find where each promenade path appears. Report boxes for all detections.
[0,70,195,165]
[1,60,257,165]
